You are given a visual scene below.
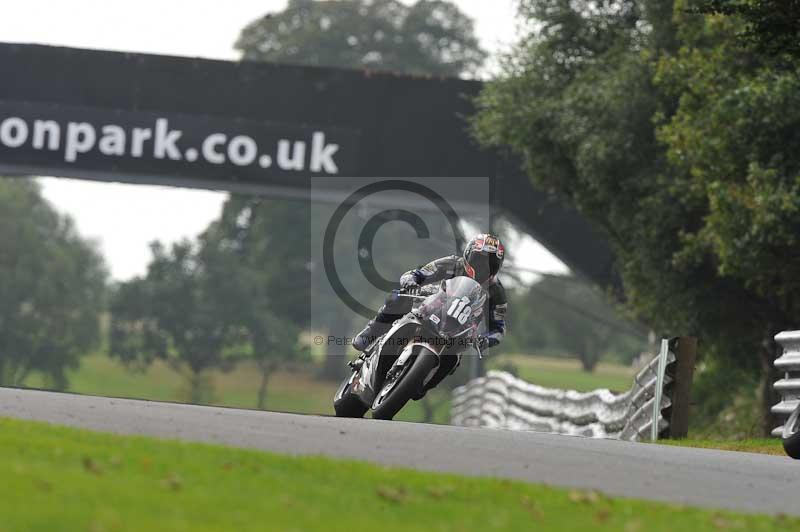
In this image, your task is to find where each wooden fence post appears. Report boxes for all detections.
[667,336,698,439]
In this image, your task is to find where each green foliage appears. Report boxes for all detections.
[654,1,800,431]
[695,0,800,58]
[501,278,648,371]
[0,178,107,388]
[473,0,692,333]
[205,196,312,327]
[473,0,671,248]
[235,0,486,76]
[656,3,800,320]
[109,240,253,403]
[472,0,800,433]
[108,220,312,407]
[199,198,310,407]
[688,359,763,438]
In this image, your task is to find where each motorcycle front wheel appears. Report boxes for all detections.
[372,351,439,421]
[782,403,800,459]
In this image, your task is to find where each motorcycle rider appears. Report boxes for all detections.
[352,233,508,356]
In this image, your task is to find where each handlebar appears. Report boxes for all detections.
[397,286,432,299]
[399,293,428,300]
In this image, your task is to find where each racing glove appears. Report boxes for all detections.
[476,334,499,353]
[400,272,420,290]
[476,334,490,353]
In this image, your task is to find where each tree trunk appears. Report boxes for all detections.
[0,358,7,387]
[320,313,352,381]
[189,371,206,404]
[579,337,598,373]
[12,366,31,387]
[758,335,781,437]
[579,355,598,373]
[257,367,271,410]
[0,359,28,388]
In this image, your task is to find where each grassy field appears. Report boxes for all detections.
[1,417,796,532]
[487,353,636,392]
[660,439,786,456]
[22,353,452,425]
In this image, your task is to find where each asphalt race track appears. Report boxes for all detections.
[1,387,797,516]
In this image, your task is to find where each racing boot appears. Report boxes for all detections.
[352,318,392,352]
[353,291,411,352]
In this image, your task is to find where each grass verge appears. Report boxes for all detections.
[1,417,797,532]
[660,438,785,456]
[488,353,635,392]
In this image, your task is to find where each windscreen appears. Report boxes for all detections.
[417,276,486,339]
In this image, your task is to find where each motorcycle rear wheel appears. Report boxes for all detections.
[372,352,439,421]
[782,403,800,459]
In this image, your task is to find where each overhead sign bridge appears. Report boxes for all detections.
[0,43,615,286]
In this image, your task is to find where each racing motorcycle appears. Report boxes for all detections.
[333,276,486,420]
[782,401,800,459]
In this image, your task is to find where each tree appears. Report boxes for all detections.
[472,0,687,340]
[472,0,794,434]
[0,178,106,388]
[235,0,487,77]
[199,201,310,409]
[233,0,486,379]
[502,277,648,373]
[696,0,800,58]
[653,0,800,433]
[109,240,249,403]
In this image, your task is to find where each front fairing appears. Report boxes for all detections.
[354,313,420,403]
[417,277,486,340]
[352,277,485,406]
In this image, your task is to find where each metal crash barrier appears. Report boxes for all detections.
[451,337,697,442]
[772,331,800,437]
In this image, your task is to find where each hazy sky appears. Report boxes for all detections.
[1,1,519,64]
[2,0,567,281]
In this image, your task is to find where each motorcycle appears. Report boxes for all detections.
[333,276,486,420]
[782,401,800,459]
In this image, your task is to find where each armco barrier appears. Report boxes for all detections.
[451,338,696,442]
[771,331,800,437]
